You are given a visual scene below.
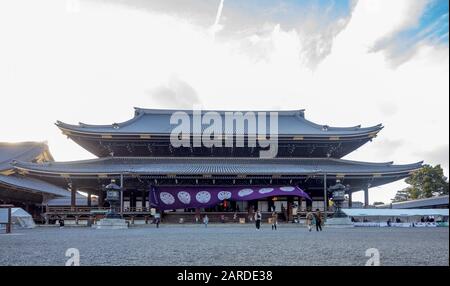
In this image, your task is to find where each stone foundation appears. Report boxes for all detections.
[93,218,128,229]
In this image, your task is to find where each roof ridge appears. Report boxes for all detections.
[134,107,306,116]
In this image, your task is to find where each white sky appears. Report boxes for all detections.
[0,0,448,204]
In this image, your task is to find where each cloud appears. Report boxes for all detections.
[416,144,449,169]
[369,0,448,66]
[147,76,201,109]
[0,0,448,204]
[377,102,399,117]
[372,139,405,157]
[95,0,355,69]
[92,0,218,27]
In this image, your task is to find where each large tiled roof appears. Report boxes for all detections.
[56,107,383,137]
[12,157,423,176]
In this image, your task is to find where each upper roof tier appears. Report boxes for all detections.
[55,108,383,158]
[56,107,383,137]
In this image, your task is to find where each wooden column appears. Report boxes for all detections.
[98,190,104,208]
[130,191,136,209]
[70,185,76,211]
[287,197,293,222]
[305,191,312,211]
[87,193,92,207]
[364,186,369,208]
[7,206,12,234]
[195,208,200,223]
[142,189,147,210]
[120,174,124,215]
[323,174,328,213]
[348,192,353,208]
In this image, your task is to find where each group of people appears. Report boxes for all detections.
[421,216,435,223]
[253,210,279,230]
[152,209,325,231]
[253,209,324,231]
[305,209,324,232]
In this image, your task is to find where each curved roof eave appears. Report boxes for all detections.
[11,157,423,177]
[0,174,70,197]
[55,109,384,138]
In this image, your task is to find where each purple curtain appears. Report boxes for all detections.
[149,186,311,210]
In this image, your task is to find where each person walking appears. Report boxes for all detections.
[254,210,262,230]
[154,212,161,228]
[203,215,209,228]
[271,211,278,230]
[305,211,315,232]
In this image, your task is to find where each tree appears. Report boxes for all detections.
[405,164,449,199]
[373,202,385,206]
[392,164,449,202]
[392,188,412,202]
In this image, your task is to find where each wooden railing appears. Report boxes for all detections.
[46,206,153,215]
[45,207,336,222]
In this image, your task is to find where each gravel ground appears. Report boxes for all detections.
[0,224,448,266]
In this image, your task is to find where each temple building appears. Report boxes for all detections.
[0,142,70,221]
[2,108,423,223]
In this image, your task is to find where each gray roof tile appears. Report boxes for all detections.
[0,174,70,197]
[13,157,423,176]
[56,107,383,136]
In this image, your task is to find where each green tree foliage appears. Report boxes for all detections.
[392,164,449,202]
[392,188,412,202]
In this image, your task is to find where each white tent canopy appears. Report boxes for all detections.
[11,208,36,228]
[342,208,449,217]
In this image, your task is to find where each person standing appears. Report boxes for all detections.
[203,215,209,228]
[314,209,323,232]
[59,216,65,228]
[305,211,315,232]
[254,210,262,230]
[271,211,278,230]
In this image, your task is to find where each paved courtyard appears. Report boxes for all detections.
[0,224,448,266]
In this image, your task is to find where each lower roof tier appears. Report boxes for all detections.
[12,156,422,189]
[0,174,70,203]
[11,157,422,194]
